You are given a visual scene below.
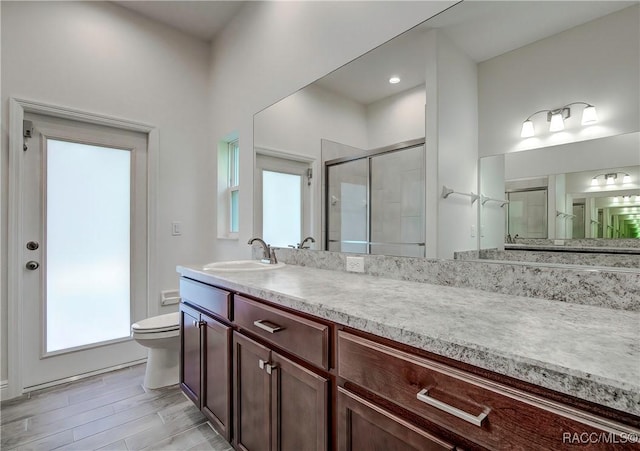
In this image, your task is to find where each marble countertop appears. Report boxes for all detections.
[504,244,640,255]
[177,263,640,417]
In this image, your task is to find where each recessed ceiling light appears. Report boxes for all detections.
[389,76,401,84]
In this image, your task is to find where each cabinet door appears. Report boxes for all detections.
[337,387,455,451]
[233,332,271,451]
[202,313,232,441]
[271,351,328,451]
[180,303,201,407]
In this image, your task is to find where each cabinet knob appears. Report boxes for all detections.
[265,363,277,375]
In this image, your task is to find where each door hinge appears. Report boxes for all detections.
[306,168,312,186]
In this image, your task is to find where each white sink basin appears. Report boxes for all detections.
[203,260,286,272]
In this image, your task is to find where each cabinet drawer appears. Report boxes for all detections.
[338,331,639,451]
[234,295,330,370]
[338,387,455,451]
[180,278,232,321]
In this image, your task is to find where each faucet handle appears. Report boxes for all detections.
[269,247,278,264]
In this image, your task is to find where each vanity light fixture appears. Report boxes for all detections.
[389,76,401,84]
[520,102,597,137]
[591,172,632,187]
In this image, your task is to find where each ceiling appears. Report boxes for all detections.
[315,1,636,105]
[113,1,246,41]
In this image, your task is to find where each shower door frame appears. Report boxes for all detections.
[324,138,425,255]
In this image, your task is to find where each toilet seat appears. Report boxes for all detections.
[132,312,180,335]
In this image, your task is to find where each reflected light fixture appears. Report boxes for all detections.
[520,102,597,138]
[389,76,401,84]
[591,172,632,187]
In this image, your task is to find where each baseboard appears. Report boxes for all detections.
[15,359,147,396]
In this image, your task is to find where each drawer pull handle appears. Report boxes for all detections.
[253,319,283,334]
[417,388,488,427]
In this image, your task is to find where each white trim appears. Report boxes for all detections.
[23,359,147,394]
[7,97,159,400]
[254,145,315,163]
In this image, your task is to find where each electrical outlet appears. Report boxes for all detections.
[346,256,365,273]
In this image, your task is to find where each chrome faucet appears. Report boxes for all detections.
[248,238,278,264]
[299,236,315,249]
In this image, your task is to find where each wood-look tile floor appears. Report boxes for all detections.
[0,364,234,451]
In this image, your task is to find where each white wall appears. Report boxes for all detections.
[1,1,211,383]
[254,83,368,157]
[505,132,640,180]
[366,85,426,149]
[207,1,455,261]
[426,31,479,259]
[478,5,639,156]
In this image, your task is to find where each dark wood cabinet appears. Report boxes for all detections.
[180,301,232,441]
[180,303,202,406]
[202,315,232,439]
[180,275,640,451]
[337,330,640,451]
[233,331,328,451]
[337,387,455,451]
[233,332,271,451]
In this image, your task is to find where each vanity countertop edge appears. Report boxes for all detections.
[177,263,640,417]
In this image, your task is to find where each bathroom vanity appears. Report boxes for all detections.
[177,263,640,450]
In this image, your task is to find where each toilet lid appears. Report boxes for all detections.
[132,312,180,333]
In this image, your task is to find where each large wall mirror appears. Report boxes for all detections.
[254,1,639,259]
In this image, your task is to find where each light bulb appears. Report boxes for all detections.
[520,120,534,138]
[612,196,619,203]
[581,105,598,125]
[591,177,599,186]
[549,112,565,132]
[389,76,400,84]
[624,196,631,203]
[606,175,615,185]
[623,174,631,184]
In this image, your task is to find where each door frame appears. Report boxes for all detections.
[5,97,159,400]
[253,146,317,244]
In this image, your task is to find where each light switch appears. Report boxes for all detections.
[171,221,182,236]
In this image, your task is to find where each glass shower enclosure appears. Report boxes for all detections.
[324,140,425,257]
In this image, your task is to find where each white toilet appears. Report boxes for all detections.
[131,312,180,389]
